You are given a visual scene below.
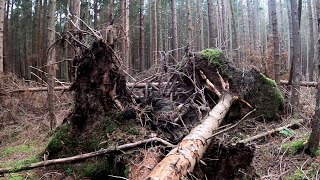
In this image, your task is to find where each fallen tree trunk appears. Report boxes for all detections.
[0,137,173,175]
[146,94,236,179]
[238,119,304,144]
[4,82,167,93]
[280,80,317,87]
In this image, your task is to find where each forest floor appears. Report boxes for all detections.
[0,75,320,180]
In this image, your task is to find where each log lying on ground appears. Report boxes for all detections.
[0,137,173,175]
[3,82,167,93]
[280,80,317,87]
[146,94,236,179]
[238,119,304,144]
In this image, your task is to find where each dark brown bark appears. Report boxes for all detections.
[306,0,320,157]
[308,0,315,81]
[171,0,178,62]
[197,0,204,50]
[138,0,145,72]
[290,0,301,111]
[207,0,216,48]
[268,0,280,85]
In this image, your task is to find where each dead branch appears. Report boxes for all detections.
[4,83,166,94]
[280,80,317,87]
[0,137,173,175]
[238,119,304,144]
[199,70,222,97]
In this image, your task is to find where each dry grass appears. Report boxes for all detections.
[0,74,72,179]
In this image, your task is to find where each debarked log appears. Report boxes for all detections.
[146,94,237,180]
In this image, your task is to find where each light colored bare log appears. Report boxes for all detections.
[238,119,304,144]
[0,137,173,175]
[146,94,236,180]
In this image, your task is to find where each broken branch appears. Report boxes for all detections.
[0,137,173,175]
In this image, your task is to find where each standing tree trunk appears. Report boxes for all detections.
[308,0,315,81]
[0,0,4,77]
[290,0,301,111]
[207,0,216,48]
[93,0,98,28]
[158,0,163,52]
[287,0,294,80]
[187,0,193,48]
[47,0,57,130]
[68,0,80,82]
[125,0,130,71]
[171,0,178,62]
[152,0,157,65]
[268,0,280,85]
[306,0,320,157]
[197,0,204,50]
[229,0,238,64]
[138,0,144,72]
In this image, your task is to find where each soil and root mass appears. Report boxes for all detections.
[44,41,283,179]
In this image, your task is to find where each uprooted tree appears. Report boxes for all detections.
[0,38,284,179]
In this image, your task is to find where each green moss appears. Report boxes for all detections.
[287,163,319,180]
[200,49,223,66]
[315,149,320,156]
[287,169,304,180]
[8,175,24,180]
[281,140,305,155]
[0,144,36,157]
[125,127,140,135]
[47,125,78,154]
[2,156,40,173]
[253,73,284,118]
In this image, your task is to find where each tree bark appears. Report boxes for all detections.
[197,0,204,50]
[0,137,173,175]
[147,94,236,179]
[308,0,315,81]
[47,0,57,130]
[268,0,280,85]
[138,0,145,72]
[152,0,157,65]
[171,0,178,62]
[187,0,193,48]
[290,0,301,111]
[306,0,320,157]
[0,0,4,75]
[207,0,216,48]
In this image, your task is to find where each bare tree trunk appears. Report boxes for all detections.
[125,0,130,71]
[147,94,236,179]
[138,0,144,72]
[152,0,157,65]
[47,0,57,130]
[187,0,193,48]
[308,0,315,81]
[306,0,320,157]
[287,0,294,80]
[197,0,204,50]
[69,0,80,82]
[158,0,163,52]
[207,0,216,48]
[0,0,4,76]
[229,0,238,64]
[290,0,301,111]
[171,0,178,62]
[93,0,97,28]
[268,0,280,85]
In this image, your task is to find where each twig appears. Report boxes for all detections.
[207,109,256,139]
[0,137,174,175]
[238,119,304,144]
[199,70,222,97]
